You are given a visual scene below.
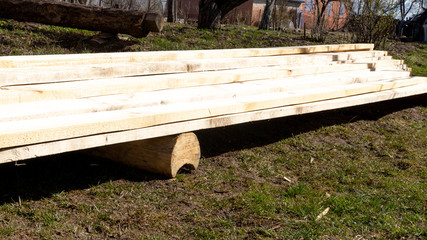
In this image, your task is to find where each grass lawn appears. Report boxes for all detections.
[404,43,427,77]
[0,20,426,239]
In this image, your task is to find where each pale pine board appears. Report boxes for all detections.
[0,50,385,87]
[0,63,376,104]
[1,83,425,163]
[0,77,425,148]
[0,44,374,68]
[4,50,381,86]
[0,54,336,86]
[0,69,412,122]
[321,50,387,61]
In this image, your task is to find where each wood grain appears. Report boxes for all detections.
[0,44,374,68]
[0,77,425,149]
[1,83,425,163]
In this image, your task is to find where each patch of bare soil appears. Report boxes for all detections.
[385,40,419,59]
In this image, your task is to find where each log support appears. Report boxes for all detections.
[87,133,200,178]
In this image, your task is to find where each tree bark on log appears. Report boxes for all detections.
[198,0,249,29]
[0,0,164,38]
[87,133,201,178]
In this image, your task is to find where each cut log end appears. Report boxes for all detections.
[87,132,200,178]
[170,133,201,176]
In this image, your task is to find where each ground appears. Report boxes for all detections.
[0,20,426,239]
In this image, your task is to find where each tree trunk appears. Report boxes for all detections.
[0,0,164,38]
[198,0,249,29]
[198,0,222,29]
[259,0,275,30]
[167,0,176,22]
[311,0,328,42]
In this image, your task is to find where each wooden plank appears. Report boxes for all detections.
[367,59,405,68]
[351,56,392,63]
[1,50,395,88]
[0,61,188,86]
[0,77,425,149]
[184,54,334,72]
[0,54,337,86]
[0,68,412,122]
[374,64,410,71]
[322,50,387,61]
[0,44,374,68]
[1,51,397,88]
[0,63,374,104]
[0,69,375,122]
[1,83,425,163]
[1,68,409,122]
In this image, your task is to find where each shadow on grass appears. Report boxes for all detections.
[197,94,427,157]
[1,21,140,54]
[0,153,162,205]
[0,94,425,204]
[32,27,140,53]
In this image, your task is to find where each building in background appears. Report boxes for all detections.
[302,0,347,30]
[166,0,347,30]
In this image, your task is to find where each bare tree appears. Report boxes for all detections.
[259,0,275,30]
[399,0,420,20]
[198,0,249,29]
[310,0,334,41]
[348,0,398,48]
[397,0,422,36]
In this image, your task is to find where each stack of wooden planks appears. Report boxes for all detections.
[1,44,426,172]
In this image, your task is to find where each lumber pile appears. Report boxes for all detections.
[1,44,426,177]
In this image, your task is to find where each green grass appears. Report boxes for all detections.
[405,43,427,77]
[0,20,426,239]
